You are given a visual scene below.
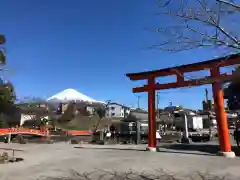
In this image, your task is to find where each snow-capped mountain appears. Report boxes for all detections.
[47,88,104,104]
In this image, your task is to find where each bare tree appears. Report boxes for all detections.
[151,0,240,52]
[0,34,6,65]
[93,101,111,132]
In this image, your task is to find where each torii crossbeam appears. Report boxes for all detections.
[126,53,240,157]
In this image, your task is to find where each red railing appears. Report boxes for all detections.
[0,128,92,136]
[67,130,92,135]
[0,128,46,136]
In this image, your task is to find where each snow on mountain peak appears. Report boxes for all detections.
[47,88,97,102]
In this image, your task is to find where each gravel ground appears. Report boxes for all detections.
[1,142,240,180]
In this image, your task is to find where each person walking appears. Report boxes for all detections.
[234,127,240,148]
[105,130,111,140]
[110,124,116,141]
[156,130,162,145]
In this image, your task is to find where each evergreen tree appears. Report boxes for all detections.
[0,34,6,64]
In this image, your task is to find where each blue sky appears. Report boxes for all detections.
[0,0,235,109]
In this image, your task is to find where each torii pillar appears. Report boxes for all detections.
[211,67,234,158]
[147,78,157,151]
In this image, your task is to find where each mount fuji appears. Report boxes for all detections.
[47,88,105,104]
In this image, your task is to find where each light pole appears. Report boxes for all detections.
[156,92,160,118]
[135,95,141,109]
[183,113,189,140]
[136,120,141,145]
[205,88,213,138]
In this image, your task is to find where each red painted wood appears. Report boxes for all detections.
[127,56,240,80]
[0,128,46,136]
[211,67,231,152]
[0,128,92,136]
[133,74,236,93]
[147,78,157,149]
[67,130,92,135]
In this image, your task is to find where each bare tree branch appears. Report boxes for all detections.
[151,0,240,52]
[0,35,6,65]
[217,0,240,9]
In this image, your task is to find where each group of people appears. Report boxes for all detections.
[103,124,162,144]
[104,125,119,141]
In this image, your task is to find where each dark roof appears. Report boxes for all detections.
[130,108,148,113]
[20,106,50,115]
[159,112,174,122]
[122,111,148,122]
[130,111,148,121]
[123,111,167,122]
[108,102,130,109]
[126,53,240,77]
[163,106,179,112]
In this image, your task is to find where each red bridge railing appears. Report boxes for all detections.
[0,128,46,136]
[0,128,92,136]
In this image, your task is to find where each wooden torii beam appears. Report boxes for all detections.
[126,53,240,157]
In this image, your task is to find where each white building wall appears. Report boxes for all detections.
[20,114,36,126]
[106,104,130,118]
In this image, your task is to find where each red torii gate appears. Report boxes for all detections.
[126,54,240,157]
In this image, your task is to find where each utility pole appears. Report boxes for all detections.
[135,95,141,145]
[136,95,141,109]
[205,88,209,103]
[156,92,160,118]
[205,88,212,139]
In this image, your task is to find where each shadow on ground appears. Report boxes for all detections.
[75,146,216,156]
[0,148,24,152]
[74,146,146,152]
[161,143,240,156]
